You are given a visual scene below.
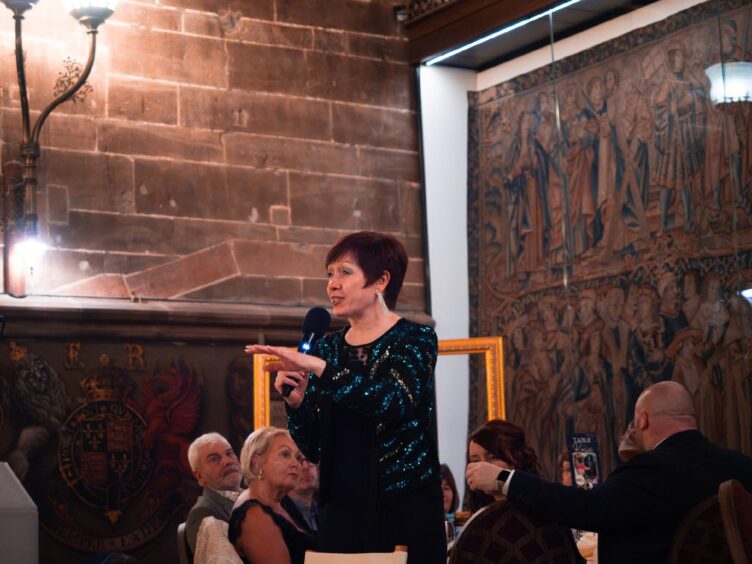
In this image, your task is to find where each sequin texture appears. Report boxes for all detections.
[287,318,441,497]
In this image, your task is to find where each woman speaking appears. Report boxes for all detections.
[246,231,445,563]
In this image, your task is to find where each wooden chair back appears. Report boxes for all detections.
[448,501,581,563]
[669,492,732,563]
[719,479,752,564]
[177,521,192,564]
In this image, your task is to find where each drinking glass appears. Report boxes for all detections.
[445,520,456,544]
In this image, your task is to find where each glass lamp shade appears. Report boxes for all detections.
[705,62,752,104]
[15,237,47,262]
[1,0,38,13]
[63,0,117,28]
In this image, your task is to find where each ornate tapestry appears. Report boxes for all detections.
[468,0,752,480]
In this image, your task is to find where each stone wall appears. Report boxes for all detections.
[0,0,426,313]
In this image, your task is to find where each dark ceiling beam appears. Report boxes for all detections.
[403,0,558,65]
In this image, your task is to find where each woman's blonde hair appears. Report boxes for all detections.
[240,426,291,482]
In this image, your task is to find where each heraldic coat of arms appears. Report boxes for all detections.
[58,366,153,525]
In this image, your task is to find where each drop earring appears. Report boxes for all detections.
[377,291,390,314]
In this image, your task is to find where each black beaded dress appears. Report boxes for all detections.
[287,318,446,564]
[228,500,317,564]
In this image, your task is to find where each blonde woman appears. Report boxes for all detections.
[228,427,316,564]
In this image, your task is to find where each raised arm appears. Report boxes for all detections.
[505,461,667,533]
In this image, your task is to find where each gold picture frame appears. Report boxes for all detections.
[438,336,505,421]
[252,336,505,429]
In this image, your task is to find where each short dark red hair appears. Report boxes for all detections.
[326,231,408,310]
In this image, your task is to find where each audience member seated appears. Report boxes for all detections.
[229,427,317,564]
[282,453,321,533]
[466,381,752,564]
[440,464,459,517]
[186,433,243,555]
[569,419,640,562]
[466,419,540,512]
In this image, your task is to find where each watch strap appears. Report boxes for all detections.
[496,469,512,494]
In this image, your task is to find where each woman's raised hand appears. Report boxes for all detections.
[244,345,327,408]
[466,462,505,496]
[244,345,326,375]
[273,371,308,409]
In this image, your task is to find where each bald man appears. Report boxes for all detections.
[466,381,752,563]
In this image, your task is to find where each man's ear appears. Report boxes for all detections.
[637,411,649,431]
[194,469,207,488]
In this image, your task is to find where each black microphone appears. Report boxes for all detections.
[282,307,332,397]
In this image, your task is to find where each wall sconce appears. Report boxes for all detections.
[705,62,752,105]
[1,0,117,296]
[393,4,409,23]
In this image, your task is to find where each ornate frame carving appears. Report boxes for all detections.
[252,336,505,429]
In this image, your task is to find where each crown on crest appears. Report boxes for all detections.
[80,367,133,402]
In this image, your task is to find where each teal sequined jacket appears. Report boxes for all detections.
[287,318,441,499]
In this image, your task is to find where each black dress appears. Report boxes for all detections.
[228,499,317,564]
[287,319,446,564]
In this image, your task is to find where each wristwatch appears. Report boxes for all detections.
[496,469,512,493]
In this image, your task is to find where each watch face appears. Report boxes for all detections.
[496,469,511,482]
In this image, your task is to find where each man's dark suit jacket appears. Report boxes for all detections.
[281,495,321,533]
[185,488,235,554]
[507,430,752,563]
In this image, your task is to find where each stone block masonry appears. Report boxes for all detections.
[0,0,426,313]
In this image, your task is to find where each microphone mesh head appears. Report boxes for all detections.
[302,306,332,337]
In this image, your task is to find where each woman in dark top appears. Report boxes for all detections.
[465,419,540,512]
[246,232,445,564]
[441,463,460,516]
[229,427,316,564]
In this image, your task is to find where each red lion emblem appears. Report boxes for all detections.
[141,359,202,494]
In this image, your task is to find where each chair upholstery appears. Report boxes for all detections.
[194,516,243,564]
[304,545,408,564]
[177,521,193,564]
[669,492,732,564]
[720,479,752,564]
[448,501,581,564]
